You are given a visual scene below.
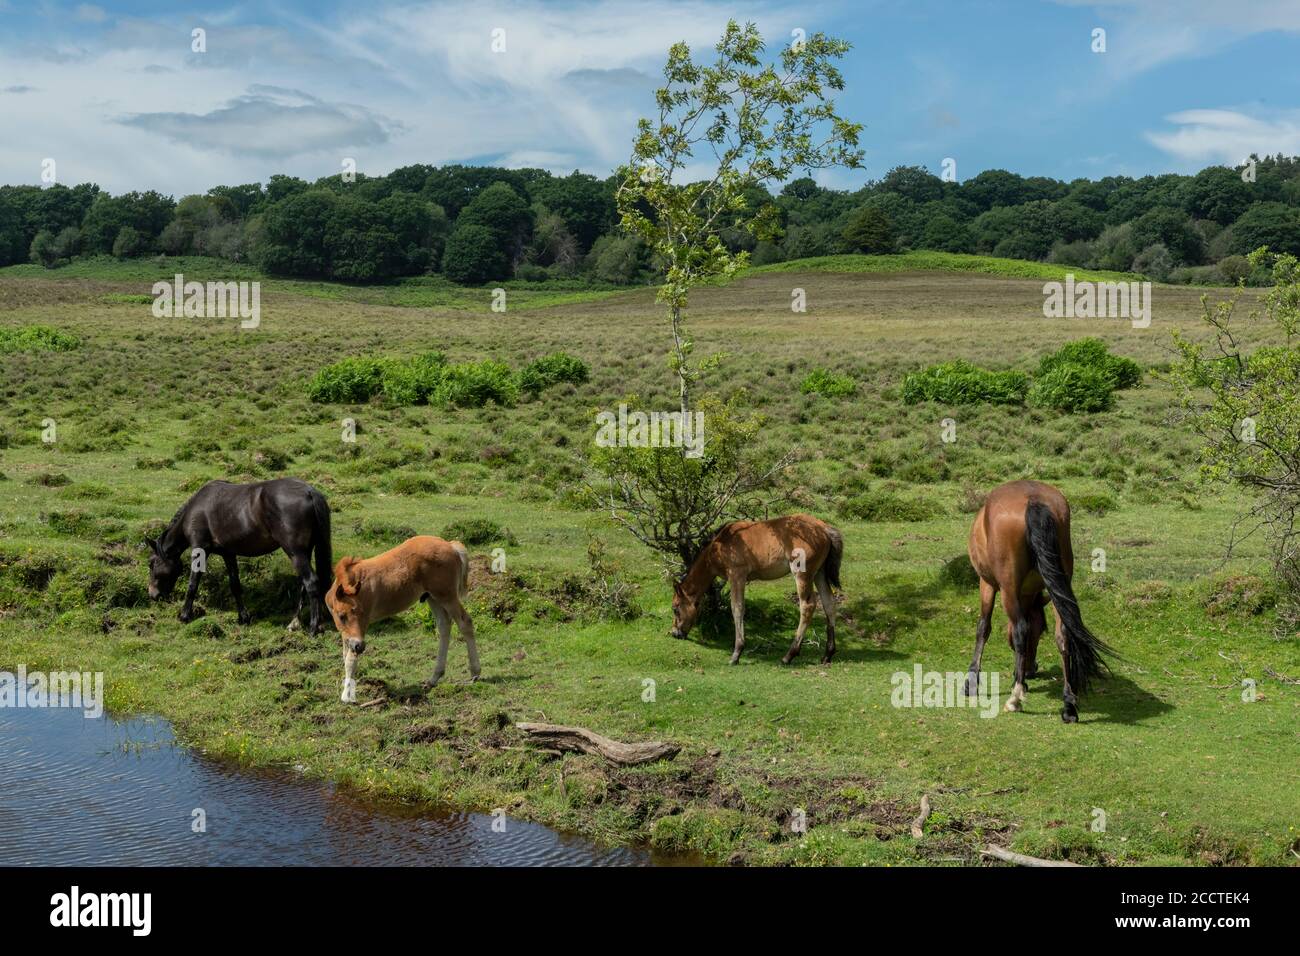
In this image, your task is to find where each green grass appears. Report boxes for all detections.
[1,261,1297,866]
[745,250,1142,283]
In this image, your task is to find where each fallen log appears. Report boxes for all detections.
[981,845,1082,867]
[514,722,680,766]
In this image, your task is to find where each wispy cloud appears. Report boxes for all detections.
[1145,108,1300,166]
[1054,0,1300,76]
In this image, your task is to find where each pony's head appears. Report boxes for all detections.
[146,537,183,600]
[670,579,700,639]
[325,557,367,655]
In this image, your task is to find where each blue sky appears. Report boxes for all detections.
[1,0,1298,196]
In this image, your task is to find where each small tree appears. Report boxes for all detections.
[594,21,862,576]
[29,229,59,268]
[617,19,861,416]
[1173,247,1300,633]
[842,205,895,254]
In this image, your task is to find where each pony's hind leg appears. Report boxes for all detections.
[424,602,452,689]
[814,570,837,664]
[1002,591,1030,712]
[1053,610,1079,723]
[965,579,997,696]
[782,573,817,665]
[1025,593,1046,679]
[288,550,322,635]
[728,577,747,665]
[453,600,480,682]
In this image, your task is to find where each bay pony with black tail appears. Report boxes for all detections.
[670,514,844,665]
[966,480,1114,722]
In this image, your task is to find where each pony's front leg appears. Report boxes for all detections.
[178,568,203,623]
[222,553,251,626]
[728,579,746,664]
[341,646,358,703]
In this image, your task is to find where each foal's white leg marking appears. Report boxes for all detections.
[341,650,358,704]
[286,616,301,632]
[425,604,451,688]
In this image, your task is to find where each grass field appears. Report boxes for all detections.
[1,254,1297,866]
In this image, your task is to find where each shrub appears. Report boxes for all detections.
[839,489,941,522]
[442,518,518,547]
[518,352,590,395]
[1037,338,1142,390]
[902,360,1028,405]
[0,325,81,353]
[1028,364,1114,413]
[800,368,857,398]
[306,357,387,403]
[380,351,447,405]
[433,360,519,408]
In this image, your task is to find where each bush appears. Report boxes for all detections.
[433,360,518,408]
[839,489,941,522]
[0,325,81,353]
[902,360,1028,405]
[379,351,447,406]
[800,367,857,397]
[518,352,590,395]
[442,518,517,547]
[1028,364,1114,413]
[1037,338,1142,390]
[306,357,387,403]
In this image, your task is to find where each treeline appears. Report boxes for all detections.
[3,155,1300,285]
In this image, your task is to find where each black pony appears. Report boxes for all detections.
[146,478,332,634]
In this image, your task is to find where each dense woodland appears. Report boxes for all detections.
[4,155,1300,285]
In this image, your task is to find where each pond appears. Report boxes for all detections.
[0,707,683,866]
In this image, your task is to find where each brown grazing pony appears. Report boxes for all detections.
[671,515,843,665]
[324,536,476,704]
[966,480,1113,722]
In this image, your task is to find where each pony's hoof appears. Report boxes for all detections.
[820,656,833,665]
[424,676,442,690]
[286,618,301,632]
[963,674,980,696]
[1061,708,1078,724]
[1004,698,1022,713]
[341,680,357,704]
[238,611,252,626]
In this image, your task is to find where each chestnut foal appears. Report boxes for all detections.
[670,514,844,665]
[324,536,477,704]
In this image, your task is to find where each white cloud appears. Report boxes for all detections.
[117,87,401,159]
[1145,108,1300,166]
[0,0,813,194]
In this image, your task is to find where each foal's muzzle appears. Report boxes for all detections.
[669,627,683,639]
[346,638,366,655]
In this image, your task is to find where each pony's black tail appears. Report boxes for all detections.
[822,525,844,592]
[1024,500,1114,693]
[312,489,333,591]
